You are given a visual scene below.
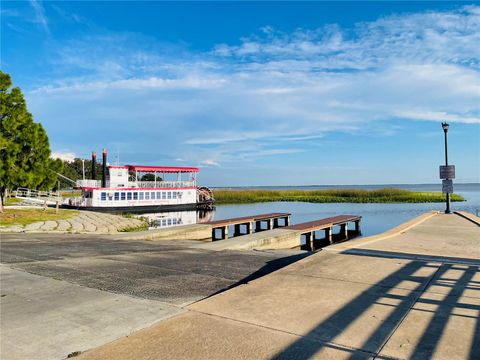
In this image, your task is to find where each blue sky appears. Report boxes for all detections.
[2,1,479,186]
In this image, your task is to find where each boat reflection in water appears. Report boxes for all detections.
[138,210,214,229]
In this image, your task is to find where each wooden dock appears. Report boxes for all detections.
[207,212,291,240]
[121,213,360,250]
[285,215,361,250]
[197,214,361,251]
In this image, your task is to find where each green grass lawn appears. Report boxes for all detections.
[213,188,464,205]
[0,208,79,227]
[4,197,21,205]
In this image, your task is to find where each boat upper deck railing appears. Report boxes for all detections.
[76,179,196,189]
[135,181,195,189]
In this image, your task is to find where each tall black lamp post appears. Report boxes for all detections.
[441,122,451,214]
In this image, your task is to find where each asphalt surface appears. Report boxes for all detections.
[0,233,309,305]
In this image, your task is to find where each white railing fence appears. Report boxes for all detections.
[135,181,195,189]
[15,187,61,204]
[75,180,195,189]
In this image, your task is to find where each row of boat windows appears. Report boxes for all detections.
[100,191,179,201]
[158,218,179,227]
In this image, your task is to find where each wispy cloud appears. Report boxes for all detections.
[29,0,49,34]
[25,5,480,169]
[199,159,221,167]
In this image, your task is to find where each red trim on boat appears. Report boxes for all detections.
[126,165,199,173]
[78,187,198,191]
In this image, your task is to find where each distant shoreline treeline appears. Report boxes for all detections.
[212,188,465,204]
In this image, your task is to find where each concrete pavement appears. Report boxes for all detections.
[76,212,479,360]
[0,265,182,360]
[0,233,309,359]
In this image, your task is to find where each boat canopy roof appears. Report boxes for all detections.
[122,165,199,173]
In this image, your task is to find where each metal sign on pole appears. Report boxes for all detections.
[442,179,453,194]
[439,165,455,180]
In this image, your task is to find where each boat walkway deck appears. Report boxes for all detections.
[207,212,291,240]
[197,214,362,251]
[77,211,480,360]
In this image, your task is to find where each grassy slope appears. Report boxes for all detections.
[0,208,79,227]
[213,188,465,205]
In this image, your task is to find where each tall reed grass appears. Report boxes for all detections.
[213,188,464,204]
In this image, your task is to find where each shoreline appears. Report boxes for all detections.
[213,188,465,205]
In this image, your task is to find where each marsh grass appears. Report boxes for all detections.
[213,188,465,205]
[60,190,82,198]
[0,208,79,227]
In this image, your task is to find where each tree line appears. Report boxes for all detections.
[0,71,62,211]
[0,70,161,212]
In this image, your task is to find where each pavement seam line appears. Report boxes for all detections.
[278,272,444,296]
[186,308,378,357]
[326,248,480,266]
[372,263,445,359]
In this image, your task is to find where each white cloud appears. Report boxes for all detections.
[51,151,76,162]
[199,159,220,167]
[26,5,480,169]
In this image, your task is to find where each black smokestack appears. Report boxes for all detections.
[91,151,97,180]
[102,148,107,188]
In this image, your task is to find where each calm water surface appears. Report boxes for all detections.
[211,183,480,237]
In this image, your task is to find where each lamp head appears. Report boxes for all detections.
[441,122,449,132]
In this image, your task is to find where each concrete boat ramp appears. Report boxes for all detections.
[75,211,480,360]
[1,211,479,359]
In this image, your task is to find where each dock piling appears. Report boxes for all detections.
[326,227,333,244]
[234,224,241,237]
[354,220,361,234]
[340,223,348,240]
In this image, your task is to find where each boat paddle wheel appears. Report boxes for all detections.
[196,186,215,210]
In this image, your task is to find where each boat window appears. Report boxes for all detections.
[101,192,106,201]
[151,192,155,199]
[172,192,177,199]
[121,192,126,200]
[114,192,119,201]
[156,191,161,199]
[133,192,138,200]
[167,219,172,225]
[127,192,132,200]
[162,219,166,226]
[145,192,150,200]
[139,192,144,200]
[162,192,166,199]
[167,192,172,199]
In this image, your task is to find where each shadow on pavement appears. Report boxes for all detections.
[271,250,480,360]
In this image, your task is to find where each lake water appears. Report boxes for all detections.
[146,183,479,237]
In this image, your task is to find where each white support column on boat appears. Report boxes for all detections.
[154,171,157,188]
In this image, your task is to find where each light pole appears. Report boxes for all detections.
[81,159,86,180]
[441,122,450,214]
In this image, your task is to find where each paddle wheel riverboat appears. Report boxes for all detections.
[63,149,214,213]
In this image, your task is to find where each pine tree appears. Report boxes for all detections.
[0,71,62,211]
